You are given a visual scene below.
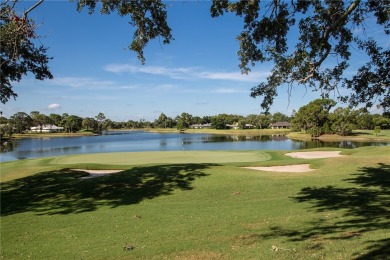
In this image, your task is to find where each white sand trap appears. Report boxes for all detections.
[72,169,123,179]
[285,151,343,159]
[244,164,314,172]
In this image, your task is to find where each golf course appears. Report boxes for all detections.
[1,146,389,259]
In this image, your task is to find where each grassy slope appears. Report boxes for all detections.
[1,151,272,182]
[287,129,390,141]
[8,129,390,142]
[12,131,97,139]
[1,147,389,259]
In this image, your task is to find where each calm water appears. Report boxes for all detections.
[1,131,388,162]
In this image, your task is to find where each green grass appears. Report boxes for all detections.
[12,131,96,139]
[54,150,272,166]
[0,151,271,182]
[1,147,389,259]
[287,129,390,142]
[353,129,390,139]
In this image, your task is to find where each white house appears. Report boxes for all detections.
[226,123,239,129]
[30,125,64,133]
[190,123,212,129]
[269,122,291,129]
[226,123,255,129]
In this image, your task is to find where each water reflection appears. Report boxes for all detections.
[160,139,167,147]
[0,131,388,162]
[181,138,193,145]
[0,140,16,153]
[12,146,82,160]
[294,139,389,149]
[201,135,288,142]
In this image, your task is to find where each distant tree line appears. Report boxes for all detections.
[0,110,291,138]
[1,99,389,139]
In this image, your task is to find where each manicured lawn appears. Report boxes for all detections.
[353,129,390,138]
[12,131,97,139]
[287,129,390,141]
[54,150,271,166]
[1,147,389,259]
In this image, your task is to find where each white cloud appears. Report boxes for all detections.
[194,102,209,106]
[46,77,139,90]
[104,64,195,79]
[213,88,247,94]
[198,70,268,82]
[49,77,116,88]
[119,85,137,90]
[104,63,269,83]
[153,84,176,91]
[48,103,61,110]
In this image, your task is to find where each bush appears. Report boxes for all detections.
[373,126,381,136]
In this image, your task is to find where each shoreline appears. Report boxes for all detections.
[10,131,98,139]
[145,127,292,136]
[4,128,390,142]
[286,131,390,142]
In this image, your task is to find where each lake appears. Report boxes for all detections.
[1,131,388,162]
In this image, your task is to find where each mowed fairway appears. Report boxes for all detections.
[54,150,271,165]
[1,147,389,259]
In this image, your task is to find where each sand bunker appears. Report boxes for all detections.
[72,169,123,179]
[285,151,343,159]
[244,164,314,172]
[243,151,344,172]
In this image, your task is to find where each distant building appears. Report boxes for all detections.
[226,124,239,130]
[30,125,64,133]
[270,122,291,129]
[189,123,211,129]
[226,123,255,129]
[244,124,255,129]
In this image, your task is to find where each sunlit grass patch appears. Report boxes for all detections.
[54,150,271,166]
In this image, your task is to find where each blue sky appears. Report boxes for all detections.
[2,1,388,121]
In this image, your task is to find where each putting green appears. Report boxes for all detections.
[54,150,271,165]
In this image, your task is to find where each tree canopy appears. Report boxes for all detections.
[1,0,389,112]
[210,0,389,111]
[292,98,336,136]
[1,0,52,104]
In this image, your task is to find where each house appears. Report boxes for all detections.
[270,121,291,129]
[226,123,255,129]
[244,124,255,129]
[189,123,211,129]
[226,124,239,129]
[226,123,256,130]
[30,124,64,133]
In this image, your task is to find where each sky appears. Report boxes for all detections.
[2,1,388,121]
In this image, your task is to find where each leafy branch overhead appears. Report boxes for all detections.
[210,0,389,111]
[1,0,389,112]
[76,0,173,65]
[0,0,52,104]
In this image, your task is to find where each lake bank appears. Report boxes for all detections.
[6,129,390,142]
[11,131,97,139]
[287,130,390,142]
[145,127,292,136]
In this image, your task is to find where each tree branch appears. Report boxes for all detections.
[298,73,314,83]
[314,0,361,67]
[23,0,44,19]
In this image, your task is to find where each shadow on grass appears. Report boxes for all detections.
[260,163,390,259]
[1,164,211,216]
